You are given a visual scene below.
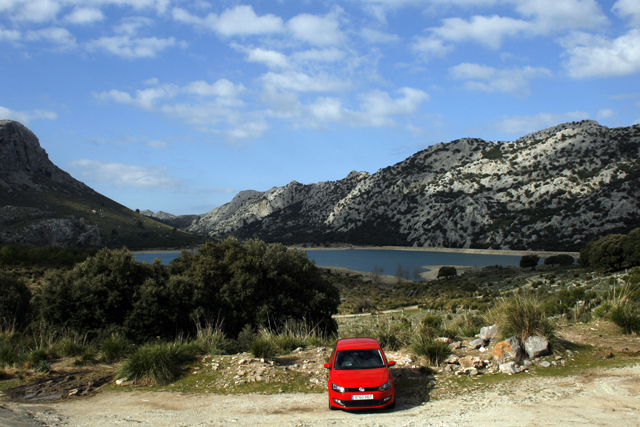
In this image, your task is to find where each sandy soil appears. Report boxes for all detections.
[3,362,639,427]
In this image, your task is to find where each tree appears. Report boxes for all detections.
[0,272,31,329]
[437,266,457,279]
[544,254,575,266]
[520,254,540,270]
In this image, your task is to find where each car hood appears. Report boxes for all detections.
[331,368,390,388]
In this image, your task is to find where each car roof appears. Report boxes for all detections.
[335,337,381,350]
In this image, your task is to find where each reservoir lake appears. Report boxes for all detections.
[134,249,525,277]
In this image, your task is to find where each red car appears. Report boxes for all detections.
[324,337,396,410]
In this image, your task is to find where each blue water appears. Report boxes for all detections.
[134,249,523,277]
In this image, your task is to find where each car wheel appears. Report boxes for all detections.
[329,400,338,411]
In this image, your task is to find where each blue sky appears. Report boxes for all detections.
[1,0,639,215]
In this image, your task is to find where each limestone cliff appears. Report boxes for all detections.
[188,120,640,251]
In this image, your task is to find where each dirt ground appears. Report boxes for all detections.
[1,361,639,427]
[2,321,639,427]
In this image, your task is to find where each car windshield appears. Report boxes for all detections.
[334,349,386,370]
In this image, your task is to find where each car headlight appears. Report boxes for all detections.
[332,383,345,393]
[378,380,392,392]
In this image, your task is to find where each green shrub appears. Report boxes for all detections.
[100,333,133,363]
[608,303,640,334]
[250,337,277,359]
[491,295,555,342]
[53,337,86,358]
[0,272,31,329]
[193,322,229,355]
[117,342,195,386]
[421,315,443,329]
[409,335,451,366]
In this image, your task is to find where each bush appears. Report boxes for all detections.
[250,337,277,359]
[409,335,452,366]
[100,333,133,363]
[491,295,555,342]
[608,303,640,334]
[519,255,540,270]
[0,272,31,329]
[437,266,457,279]
[53,337,86,358]
[117,342,196,386]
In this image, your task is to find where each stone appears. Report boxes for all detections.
[480,324,499,342]
[524,335,550,359]
[444,355,459,364]
[458,356,475,369]
[436,337,453,344]
[469,339,485,349]
[449,341,462,350]
[492,336,523,364]
[499,362,521,375]
[539,361,551,367]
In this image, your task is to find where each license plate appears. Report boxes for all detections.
[352,394,374,400]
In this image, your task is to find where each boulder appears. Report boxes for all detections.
[492,336,523,364]
[469,338,485,349]
[499,362,522,375]
[449,341,462,350]
[458,356,475,369]
[524,335,550,358]
[480,324,499,342]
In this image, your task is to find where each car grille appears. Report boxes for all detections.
[344,386,379,392]
[340,398,386,408]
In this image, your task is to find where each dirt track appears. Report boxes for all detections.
[3,363,639,427]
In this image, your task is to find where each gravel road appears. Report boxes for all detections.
[3,363,639,427]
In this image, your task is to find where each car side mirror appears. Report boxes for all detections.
[388,361,396,367]
[324,363,331,369]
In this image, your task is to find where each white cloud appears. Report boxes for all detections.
[597,109,615,119]
[145,139,168,149]
[0,27,21,42]
[183,79,245,98]
[614,0,640,25]
[25,27,77,49]
[493,111,590,134]
[86,35,178,58]
[412,36,453,60]
[69,159,179,188]
[231,45,289,69]
[563,29,640,78]
[360,28,401,44]
[293,48,346,63]
[95,83,180,110]
[306,87,429,128]
[172,5,285,37]
[449,63,552,96]
[509,0,608,33]
[431,15,532,49]
[261,71,352,92]
[64,7,104,25]
[0,105,57,123]
[287,13,343,46]
[360,87,429,116]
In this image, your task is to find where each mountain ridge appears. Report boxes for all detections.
[186,120,640,251]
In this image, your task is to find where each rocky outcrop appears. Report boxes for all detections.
[0,216,102,247]
[0,120,92,194]
[189,120,640,251]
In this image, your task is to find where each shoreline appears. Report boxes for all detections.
[294,245,579,257]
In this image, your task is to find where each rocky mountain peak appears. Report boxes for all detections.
[0,120,89,192]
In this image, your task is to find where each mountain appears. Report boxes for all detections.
[188,120,640,251]
[140,210,199,229]
[0,120,204,249]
